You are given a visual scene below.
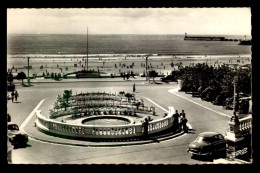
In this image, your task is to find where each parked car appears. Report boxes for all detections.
[8,122,28,148]
[187,132,226,158]
[212,94,226,105]
[238,97,251,114]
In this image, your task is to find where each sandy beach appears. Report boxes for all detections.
[7,53,251,78]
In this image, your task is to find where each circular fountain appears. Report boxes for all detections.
[35,91,177,140]
[82,115,134,125]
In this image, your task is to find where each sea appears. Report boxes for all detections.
[7,34,252,57]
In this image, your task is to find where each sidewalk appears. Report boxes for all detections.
[168,88,233,118]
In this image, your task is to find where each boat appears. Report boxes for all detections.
[238,40,252,45]
[238,35,252,45]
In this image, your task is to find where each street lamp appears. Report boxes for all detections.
[86,28,89,71]
[146,56,148,81]
[27,57,31,86]
[230,76,239,123]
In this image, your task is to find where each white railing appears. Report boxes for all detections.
[239,114,252,133]
[35,107,176,139]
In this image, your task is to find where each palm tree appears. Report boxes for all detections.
[61,102,68,111]
[63,90,72,103]
[135,101,142,110]
[125,93,134,102]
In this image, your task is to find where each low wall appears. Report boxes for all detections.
[35,107,176,139]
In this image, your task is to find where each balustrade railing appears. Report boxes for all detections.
[36,107,175,139]
[239,115,252,134]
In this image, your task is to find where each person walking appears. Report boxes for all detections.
[11,91,15,103]
[14,90,19,102]
[133,83,136,92]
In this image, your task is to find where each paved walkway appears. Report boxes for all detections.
[168,88,233,118]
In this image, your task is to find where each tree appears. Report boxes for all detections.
[16,72,27,85]
[61,102,69,111]
[7,72,13,85]
[125,93,134,102]
[135,101,142,110]
[148,70,158,83]
[63,90,72,103]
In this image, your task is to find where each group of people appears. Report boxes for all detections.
[11,90,19,103]
[142,109,189,140]
[173,109,189,133]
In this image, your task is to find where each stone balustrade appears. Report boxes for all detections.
[35,107,176,139]
[239,115,252,134]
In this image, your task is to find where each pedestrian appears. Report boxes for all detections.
[180,110,186,118]
[172,110,180,132]
[148,116,153,121]
[180,110,188,132]
[11,91,15,103]
[133,83,136,92]
[14,90,19,102]
[7,114,11,122]
[143,118,149,139]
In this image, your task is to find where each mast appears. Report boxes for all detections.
[87,27,88,71]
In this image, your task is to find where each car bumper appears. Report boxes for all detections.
[187,149,211,156]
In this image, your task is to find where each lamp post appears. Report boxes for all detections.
[87,28,88,71]
[146,56,148,81]
[27,57,31,86]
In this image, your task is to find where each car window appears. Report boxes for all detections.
[210,135,223,142]
[212,135,218,141]
[195,136,204,142]
[196,136,209,143]
[8,125,19,130]
[217,134,224,140]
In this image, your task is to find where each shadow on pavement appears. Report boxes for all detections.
[13,101,22,103]
[191,152,226,162]
[191,155,214,162]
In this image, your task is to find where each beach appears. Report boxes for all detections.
[7,53,251,79]
[7,34,252,78]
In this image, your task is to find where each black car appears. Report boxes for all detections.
[187,132,226,158]
[8,122,29,148]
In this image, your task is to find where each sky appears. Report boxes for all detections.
[7,8,251,35]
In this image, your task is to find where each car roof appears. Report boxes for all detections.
[7,122,18,126]
[199,132,221,138]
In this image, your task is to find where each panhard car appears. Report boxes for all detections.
[8,122,28,148]
[187,132,226,158]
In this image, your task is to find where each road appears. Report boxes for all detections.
[7,79,231,164]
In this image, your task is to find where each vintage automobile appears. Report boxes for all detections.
[187,132,226,158]
[8,122,28,148]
